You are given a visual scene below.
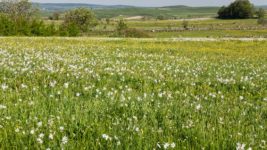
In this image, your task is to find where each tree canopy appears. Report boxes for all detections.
[0,0,38,19]
[218,0,254,19]
[63,8,98,32]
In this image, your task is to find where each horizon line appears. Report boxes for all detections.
[33,2,267,7]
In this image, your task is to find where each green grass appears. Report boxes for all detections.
[44,18,267,38]
[94,6,218,19]
[0,37,266,149]
[90,19,267,38]
[93,18,262,30]
[153,30,267,38]
[126,19,259,29]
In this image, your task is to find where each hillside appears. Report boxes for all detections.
[37,3,267,19]
[37,3,219,19]
[35,3,135,10]
[94,6,219,19]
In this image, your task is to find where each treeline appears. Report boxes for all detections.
[0,0,100,36]
[0,14,58,36]
[0,0,150,37]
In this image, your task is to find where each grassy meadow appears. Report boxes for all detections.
[76,19,267,38]
[93,6,218,19]
[40,5,219,19]
[0,37,266,149]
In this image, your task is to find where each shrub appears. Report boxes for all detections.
[258,18,267,26]
[157,15,165,20]
[182,20,189,30]
[49,12,60,20]
[0,13,15,35]
[59,23,80,37]
[63,8,97,32]
[123,28,150,38]
[114,28,150,38]
[116,19,128,32]
[30,19,45,36]
[44,23,58,36]
[15,16,31,35]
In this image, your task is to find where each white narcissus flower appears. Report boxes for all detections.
[64,83,69,88]
[0,105,7,109]
[39,133,44,138]
[49,81,57,87]
[196,104,202,110]
[37,138,43,144]
[59,126,64,132]
[163,143,169,149]
[37,122,42,127]
[30,129,35,134]
[236,143,246,150]
[49,133,54,140]
[171,142,176,148]
[76,93,81,97]
[62,136,68,144]
[1,84,8,90]
[102,134,111,140]
[15,128,20,133]
[21,84,28,89]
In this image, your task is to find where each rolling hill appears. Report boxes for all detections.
[36,3,267,19]
[35,3,135,11]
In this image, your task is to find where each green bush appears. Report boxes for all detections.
[0,14,15,36]
[114,28,150,38]
[182,20,189,30]
[30,19,45,36]
[59,23,80,37]
[123,28,150,38]
[116,19,128,32]
[45,23,58,36]
[0,13,58,36]
[258,18,267,26]
[157,15,165,20]
[18,18,32,35]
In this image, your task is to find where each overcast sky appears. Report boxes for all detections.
[31,0,266,7]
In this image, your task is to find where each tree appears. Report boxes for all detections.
[218,6,229,19]
[63,8,97,32]
[182,20,189,30]
[218,0,254,19]
[157,15,164,20]
[256,8,265,19]
[0,0,38,20]
[106,18,110,24]
[116,19,128,32]
[49,12,60,20]
[256,8,267,25]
